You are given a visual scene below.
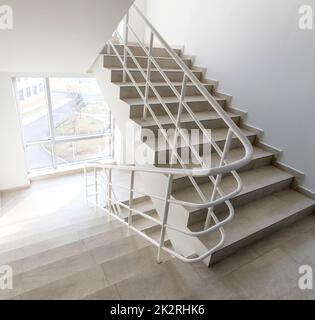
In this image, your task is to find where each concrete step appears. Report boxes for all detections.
[172,165,294,226]
[134,111,240,137]
[110,68,203,83]
[103,44,182,58]
[171,146,273,191]
[104,54,192,69]
[196,189,315,265]
[145,127,257,164]
[15,245,173,300]
[129,93,222,118]
[0,209,160,266]
[119,82,214,99]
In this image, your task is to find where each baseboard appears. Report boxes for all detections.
[241,122,264,138]
[274,161,305,180]
[255,141,283,158]
[294,185,315,200]
[0,181,31,193]
[225,106,248,118]
[215,91,233,105]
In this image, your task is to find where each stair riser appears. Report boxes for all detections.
[172,154,273,193]
[104,44,182,58]
[187,177,293,226]
[140,116,240,138]
[104,55,191,69]
[153,135,256,164]
[111,70,203,83]
[130,100,221,118]
[120,84,213,99]
[122,209,156,222]
[209,205,315,266]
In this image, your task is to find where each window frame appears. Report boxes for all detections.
[13,77,114,173]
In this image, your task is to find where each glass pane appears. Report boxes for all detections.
[16,78,50,142]
[26,144,53,170]
[55,137,111,165]
[49,78,110,138]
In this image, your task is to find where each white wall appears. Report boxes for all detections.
[0,73,29,191]
[145,0,315,192]
[0,0,134,73]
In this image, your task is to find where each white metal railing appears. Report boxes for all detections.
[85,4,253,263]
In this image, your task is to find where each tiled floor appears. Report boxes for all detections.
[0,173,315,300]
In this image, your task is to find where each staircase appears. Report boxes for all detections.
[87,4,315,266]
[0,187,176,300]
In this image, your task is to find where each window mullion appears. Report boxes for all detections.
[45,78,57,169]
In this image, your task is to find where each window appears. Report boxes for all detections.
[18,90,24,101]
[15,77,114,172]
[26,87,31,98]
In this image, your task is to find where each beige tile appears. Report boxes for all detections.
[16,252,96,294]
[280,225,315,265]
[82,226,130,250]
[19,240,86,273]
[91,235,149,264]
[19,266,108,300]
[116,259,204,300]
[280,286,315,300]
[101,246,166,285]
[83,285,121,300]
[229,248,300,300]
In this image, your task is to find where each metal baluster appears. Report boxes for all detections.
[170,75,188,165]
[128,171,135,228]
[84,167,88,204]
[157,174,174,263]
[108,168,112,220]
[204,129,234,229]
[94,168,98,205]
[143,32,154,120]
[123,12,129,83]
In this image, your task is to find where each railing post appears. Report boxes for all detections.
[157,174,174,263]
[143,32,154,120]
[94,168,98,213]
[84,166,88,204]
[204,129,234,229]
[128,171,135,228]
[107,168,112,219]
[170,74,188,165]
[123,12,129,83]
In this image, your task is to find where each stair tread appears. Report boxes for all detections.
[116,81,209,88]
[119,199,156,218]
[0,211,159,265]
[124,95,223,106]
[146,127,256,152]
[134,111,239,127]
[170,146,273,176]
[104,54,190,61]
[109,67,198,72]
[198,189,315,250]
[173,165,294,210]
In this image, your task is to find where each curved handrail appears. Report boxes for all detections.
[87,4,255,263]
[132,4,254,170]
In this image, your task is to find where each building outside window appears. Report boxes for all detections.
[15,77,114,172]
[18,89,24,100]
[33,85,38,95]
[26,87,31,98]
